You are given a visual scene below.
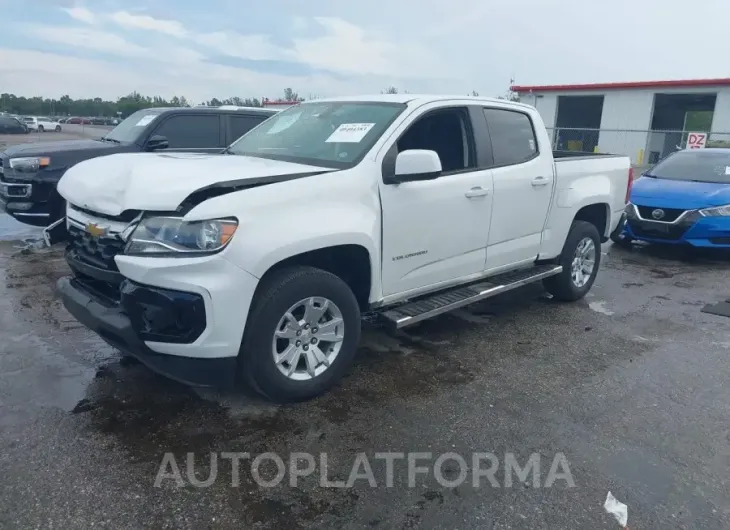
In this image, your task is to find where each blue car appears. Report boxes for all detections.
[613,148,730,247]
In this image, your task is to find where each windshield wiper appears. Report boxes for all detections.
[642,173,657,178]
[100,136,121,144]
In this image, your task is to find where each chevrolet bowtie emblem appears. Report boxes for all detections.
[86,223,107,237]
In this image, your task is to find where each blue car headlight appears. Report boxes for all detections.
[125,216,238,256]
[699,204,730,217]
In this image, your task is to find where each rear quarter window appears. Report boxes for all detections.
[483,108,538,166]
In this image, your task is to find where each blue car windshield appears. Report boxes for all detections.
[648,150,730,184]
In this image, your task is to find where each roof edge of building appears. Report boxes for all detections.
[512,78,730,93]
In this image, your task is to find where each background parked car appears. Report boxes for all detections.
[22,116,62,132]
[0,116,30,134]
[1,105,276,227]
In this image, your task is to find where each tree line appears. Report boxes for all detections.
[1,84,518,118]
[0,88,304,118]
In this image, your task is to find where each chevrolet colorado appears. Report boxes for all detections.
[55,95,632,402]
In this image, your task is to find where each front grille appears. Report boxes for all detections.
[67,224,126,271]
[628,220,689,241]
[636,205,685,223]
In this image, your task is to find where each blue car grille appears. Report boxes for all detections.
[628,221,689,240]
[636,205,685,222]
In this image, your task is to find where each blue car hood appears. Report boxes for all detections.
[631,176,730,209]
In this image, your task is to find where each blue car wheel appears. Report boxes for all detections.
[610,217,633,247]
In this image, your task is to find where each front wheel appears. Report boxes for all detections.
[543,220,602,302]
[239,266,361,402]
[37,125,44,132]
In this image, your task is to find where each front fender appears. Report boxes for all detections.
[185,174,382,299]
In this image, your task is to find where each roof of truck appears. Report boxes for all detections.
[311,94,532,109]
[142,106,277,115]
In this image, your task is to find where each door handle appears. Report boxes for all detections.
[531,176,550,187]
[464,186,489,198]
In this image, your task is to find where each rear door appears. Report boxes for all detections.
[148,114,224,153]
[483,107,554,270]
[224,113,269,144]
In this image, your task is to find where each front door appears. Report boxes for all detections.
[379,106,494,297]
[483,107,554,270]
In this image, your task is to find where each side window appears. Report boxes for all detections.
[396,108,475,173]
[152,115,221,148]
[229,115,266,142]
[483,108,538,166]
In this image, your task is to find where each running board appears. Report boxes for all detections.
[379,264,562,329]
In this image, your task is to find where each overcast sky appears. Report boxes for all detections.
[1,0,729,102]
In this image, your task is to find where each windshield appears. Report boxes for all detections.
[648,150,730,184]
[226,101,407,168]
[104,109,165,143]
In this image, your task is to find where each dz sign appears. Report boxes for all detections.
[687,132,707,149]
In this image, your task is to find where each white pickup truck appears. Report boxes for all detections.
[56,95,632,402]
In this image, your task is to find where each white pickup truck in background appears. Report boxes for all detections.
[55,95,632,402]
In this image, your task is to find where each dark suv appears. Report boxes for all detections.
[0,106,276,226]
[0,116,30,134]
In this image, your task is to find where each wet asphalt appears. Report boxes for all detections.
[1,238,729,529]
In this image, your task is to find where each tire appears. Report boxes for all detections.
[239,266,361,402]
[55,125,62,132]
[543,220,602,302]
[609,217,632,247]
[610,231,633,248]
[38,125,44,132]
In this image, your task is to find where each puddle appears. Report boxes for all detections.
[588,301,615,316]
[0,214,43,242]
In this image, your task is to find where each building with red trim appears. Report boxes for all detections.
[511,78,730,164]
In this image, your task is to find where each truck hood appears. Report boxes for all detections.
[630,176,730,209]
[58,152,335,216]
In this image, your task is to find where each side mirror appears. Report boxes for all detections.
[146,134,169,151]
[391,149,442,183]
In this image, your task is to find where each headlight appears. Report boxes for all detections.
[699,204,730,217]
[125,216,238,256]
[9,157,51,173]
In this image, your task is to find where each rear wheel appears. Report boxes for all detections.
[544,220,601,301]
[38,125,44,132]
[239,266,361,402]
[55,125,62,132]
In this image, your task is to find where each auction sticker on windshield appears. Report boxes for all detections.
[135,115,157,127]
[325,123,375,143]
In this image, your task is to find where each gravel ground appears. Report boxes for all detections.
[0,239,729,529]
